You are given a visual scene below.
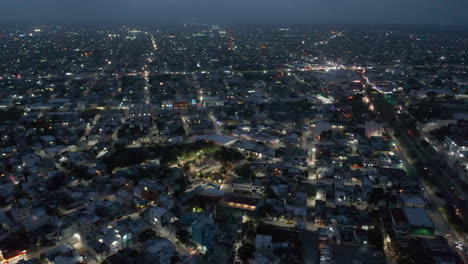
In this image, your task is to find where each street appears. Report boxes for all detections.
[363,71,468,262]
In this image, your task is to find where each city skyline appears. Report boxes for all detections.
[0,3,468,264]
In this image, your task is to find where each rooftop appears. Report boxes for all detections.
[403,207,434,228]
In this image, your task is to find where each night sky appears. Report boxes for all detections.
[1,0,467,25]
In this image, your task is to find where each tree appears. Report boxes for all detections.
[0,106,24,122]
[129,125,141,135]
[407,151,417,160]
[139,229,157,242]
[170,256,181,264]
[176,229,189,244]
[441,203,468,233]
[389,242,413,264]
[117,128,127,139]
[70,165,93,180]
[47,173,68,191]
[369,188,385,205]
[368,228,383,250]
[102,148,148,172]
[263,187,278,199]
[235,164,254,179]
[237,242,254,262]
[214,147,244,164]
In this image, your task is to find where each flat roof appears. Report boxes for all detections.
[400,194,425,206]
[403,207,434,228]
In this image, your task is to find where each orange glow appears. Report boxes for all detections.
[226,202,256,211]
[0,250,27,264]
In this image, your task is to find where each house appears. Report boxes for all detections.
[21,153,41,168]
[202,97,224,108]
[190,217,218,251]
[39,135,56,145]
[43,244,83,264]
[0,211,12,241]
[148,206,169,227]
[255,235,273,251]
[85,240,111,263]
[10,204,49,232]
[135,179,162,202]
[142,238,177,264]
[116,189,133,208]
[232,178,253,192]
[0,179,14,201]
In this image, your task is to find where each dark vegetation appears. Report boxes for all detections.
[102,141,244,172]
[0,107,24,123]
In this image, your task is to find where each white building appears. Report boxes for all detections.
[365,121,384,138]
[202,97,224,107]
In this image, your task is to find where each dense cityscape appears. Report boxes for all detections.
[0,24,467,264]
